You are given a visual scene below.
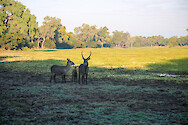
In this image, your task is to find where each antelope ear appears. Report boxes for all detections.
[87,57,90,60]
[67,58,70,61]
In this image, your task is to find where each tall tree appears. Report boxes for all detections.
[97,26,110,47]
[74,23,98,47]
[39,16,83,49]
[0,0,38,50]
[179,36,188,46]
[111,30,130,47]
[168,36,178,47]
[149,35,165,46]
[39,16,61,48]
[133,36,146,47]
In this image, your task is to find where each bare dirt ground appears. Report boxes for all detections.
[0,71,188,124]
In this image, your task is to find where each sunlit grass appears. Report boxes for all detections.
[1,47,188,71]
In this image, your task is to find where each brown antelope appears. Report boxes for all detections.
[72,66,77,82]
[79,51,91,84]
[50,58,75,83]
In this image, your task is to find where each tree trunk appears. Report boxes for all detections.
[41,41,44,48]
[37,39,40,48]
[31,38,33,43]
[131,42,133,48]
[101,42,103,48]
[41,37,45,48]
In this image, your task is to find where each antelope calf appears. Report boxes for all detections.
[72,66,77,82]
[50,58,75,83]
[79,51,91,84]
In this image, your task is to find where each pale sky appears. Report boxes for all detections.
[17,0,188,38]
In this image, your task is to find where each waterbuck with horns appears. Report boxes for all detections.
[50,58,75,83]
[79,51,91,84]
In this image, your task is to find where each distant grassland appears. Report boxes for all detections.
[0,47,188,73]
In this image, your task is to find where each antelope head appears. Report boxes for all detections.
[81,51,91,66]
[67,58,75,66]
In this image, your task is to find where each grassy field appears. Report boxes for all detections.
[1,47,188,69]
[1,47,188,81]
[0,47,188,124]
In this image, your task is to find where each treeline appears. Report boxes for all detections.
[0,0,188,50]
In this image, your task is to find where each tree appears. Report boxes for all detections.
[74,23,98,47]
[55,29,84,49]
[111,30,130,47]
[178,36,188,46]
[147,35,165,47]
[147,37,154,47]
[54,25,69,45]
[0,0,38,50]
[39,16,61,48]
[111,30,121,47]
[133,36,146,47]
[97,26,110,47]
[129,37,135,48]
[24,10,38,43]
[121,32,130,47]
[39,16,83,49]
[66,32,85,48]
[168,36,178,47]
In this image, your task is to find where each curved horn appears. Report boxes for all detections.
[81,51,85,60]
[87,51,91,60]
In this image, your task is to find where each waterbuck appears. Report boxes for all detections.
[72,66,77,82]
[50,58,75,83]
[79,51,91,84]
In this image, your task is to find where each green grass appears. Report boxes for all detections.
[1,47,187,82]
[1,47,188,70]
[1,81,187,124]
[0,47,188,124]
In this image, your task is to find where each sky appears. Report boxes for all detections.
[16,0,188,38]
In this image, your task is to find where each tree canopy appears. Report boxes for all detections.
[0,0,188,50]
[0,0,38,50]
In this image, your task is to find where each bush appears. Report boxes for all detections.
[21,47,34,51]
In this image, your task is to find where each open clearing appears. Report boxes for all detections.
[0,47,188,124]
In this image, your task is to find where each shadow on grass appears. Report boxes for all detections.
[0,59,66,74]
[0,57,188,84]
[1,57,187,83]
[146,58,188,75]
[0,59,70,84]
[34,50,58,52]
[0,56,20,61]
[0,58,187,124]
